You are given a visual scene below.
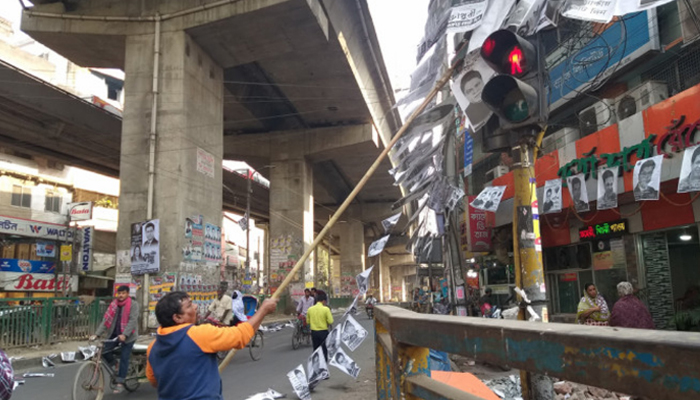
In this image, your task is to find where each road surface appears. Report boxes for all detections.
[12,314,376,400]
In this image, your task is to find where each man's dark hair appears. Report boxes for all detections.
[316,291,328,303]
[116,285,130,293]
[485,287,492,294]
[602,169,614,181]
[311,287,317,292]
[641,159,656,172]
[304,288,311,294]
[144,222,155,231]
[156,291,190,327]
[571,177,581,187]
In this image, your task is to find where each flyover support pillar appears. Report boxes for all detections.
[339,220,365,295]
[115,30,224,327]
[269,142,314,312]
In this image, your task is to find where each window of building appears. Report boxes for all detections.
[45,190,62,213]
[11,185,31,208]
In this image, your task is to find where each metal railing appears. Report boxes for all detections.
[0,296,111,349]
[375,305,700,400]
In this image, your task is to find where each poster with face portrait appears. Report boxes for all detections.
[679,145,700,193]
[287,365,311,400]
[307,347,329,390]
[597,166,620,210]
[355,266,373,295]
[504,0,546,36]
[396,36,447,122]
[541,179,563,214]
[330,347,360,379]
[566,173,590,212]
[633,155,663,201]
[470,186,507,213]
[325,324,342,359]
[367,235,390,258]
[341,315,368,352]
[450,51,494,131]
[342,294,361,319]
[131,219,160,275]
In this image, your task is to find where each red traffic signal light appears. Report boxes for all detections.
[480,30,536,78]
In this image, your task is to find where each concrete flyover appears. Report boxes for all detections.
[20,0,412,304]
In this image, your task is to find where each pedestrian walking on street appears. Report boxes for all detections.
[91,285,140,394]
[610,282,655,329]
[146,291,278,400]
[577,283,610,326]
[306,290,333,361]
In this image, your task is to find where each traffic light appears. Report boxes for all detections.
[480,30,546,130]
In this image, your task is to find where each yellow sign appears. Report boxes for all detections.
[305,282,314,289]
[60,245,72,261]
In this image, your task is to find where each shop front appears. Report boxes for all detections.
[488,83,700,330]
[0,215,78,299]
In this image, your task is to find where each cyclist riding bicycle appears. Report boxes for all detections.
[296,289,315,329]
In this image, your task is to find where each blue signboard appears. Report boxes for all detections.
[463,130,474,177]
[548,11,657,109]
[0,259,56,274]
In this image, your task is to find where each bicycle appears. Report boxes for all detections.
[72,338,148,400]
[291,314,312,350]
[204,317,265,362]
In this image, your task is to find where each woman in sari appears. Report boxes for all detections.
[577,283,610,326]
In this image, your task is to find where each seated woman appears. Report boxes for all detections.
[577,283,610,326]
[609,282,654,329]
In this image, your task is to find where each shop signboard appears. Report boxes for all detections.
[81,226,94,271]
[0,259,55,273]
[68,202,93,221]
[60,245,72,262]
[466,196,492,251]
[579,220,627,240]
[0,272,78,292]
[0,215,74,240]
[36,242,56,257]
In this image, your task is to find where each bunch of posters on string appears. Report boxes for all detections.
[396,36,447,122]
[562,0,675,23]
[204,223,222,262]
[329,347,361,380]
[470,186,507,213]
[287,365,311,400]
[130,219,160,275]
[184,215,204,262]
[633,155,663,201]
[541,179,563,214]
[446,0,488,35]
[597,166,620,210]
[341,316,368,352]
[342,294,361,319]
[306,347,330,390]
[566,173,590,212]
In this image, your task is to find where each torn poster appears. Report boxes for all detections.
[355,266,373,295]
[367,235,390,258]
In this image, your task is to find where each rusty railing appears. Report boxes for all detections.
[375,305,700,400]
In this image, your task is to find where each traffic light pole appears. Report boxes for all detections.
[512,135,553,400]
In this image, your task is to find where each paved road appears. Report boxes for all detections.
[12,314,376,400]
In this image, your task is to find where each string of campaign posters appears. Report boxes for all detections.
[469,146,700,215]
[248,213,401,400]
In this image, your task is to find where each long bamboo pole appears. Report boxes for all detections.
[218,50,462,373]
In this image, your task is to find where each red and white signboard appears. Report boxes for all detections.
[197,147,215,178]
[0,272,78,292]
[68,202,93,221]
[466,195,492,252]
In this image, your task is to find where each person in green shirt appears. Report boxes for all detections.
[306,291,333,361]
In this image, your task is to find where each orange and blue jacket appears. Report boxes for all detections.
[146,322,254,400]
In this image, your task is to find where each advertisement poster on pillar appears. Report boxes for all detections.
[131,219,160,275]
[204,223,222,263]
[466,196,491,252]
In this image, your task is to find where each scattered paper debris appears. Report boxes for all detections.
[244,388,285,399]
[23,373,54,378]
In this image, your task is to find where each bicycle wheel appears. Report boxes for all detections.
[249,330,264,361]
[72,361,104,400]
[292,329,302,350]
[123,358,144,392]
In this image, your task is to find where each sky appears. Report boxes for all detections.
[367,0,430,91]
[2,0,429,93]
